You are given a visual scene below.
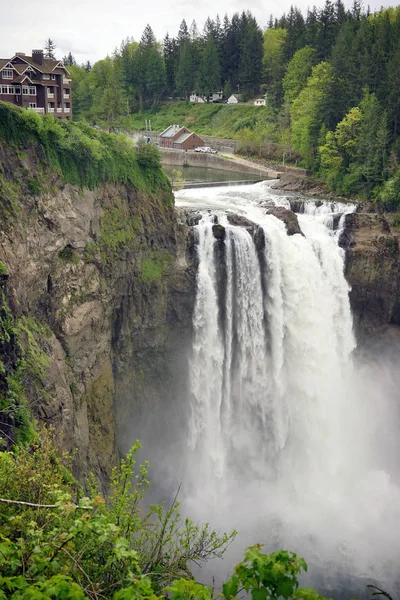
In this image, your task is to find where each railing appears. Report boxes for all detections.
[63,78,71,84]
[64,108,70,113]
[56,108,62,113]
[63,93,70,99]
[28,107,44,114]
[47,92,54,99]
[48,107,55,113]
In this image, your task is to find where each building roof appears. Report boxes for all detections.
[12,74,34,84]
[10,54,69,75]
[229,94,242,100]
[0,59,11,70]
[160,124,182,138]
[174,132,193,144]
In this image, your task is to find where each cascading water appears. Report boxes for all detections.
[175,181,400,596]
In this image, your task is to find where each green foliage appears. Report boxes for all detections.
[0,103,168,195]
[291,62,335,169]
[223,545,309,600]
[0,261,7,276]
[58,246,78,263]
[27,177,41,196]
[0,436,235,599]
[169,169,185,190]
[283,46,317,104]
[99,197,141,263]
[380,168,400,210]
[140,253,172,284]
[0,290,34,447]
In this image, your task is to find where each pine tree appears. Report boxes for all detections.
[176,41,193,99]
[44,38,56,59]
[196,34,221,100]
[238,12,263,97]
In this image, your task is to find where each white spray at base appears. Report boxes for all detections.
[176,182,400,596]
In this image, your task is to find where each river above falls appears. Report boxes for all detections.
[163,163,264,184]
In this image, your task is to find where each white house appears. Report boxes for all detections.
[209,91,223,102]
[253,98,266,106]
[227,94,242,104]
[189,93,205,103]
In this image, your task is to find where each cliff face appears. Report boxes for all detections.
[341,212,400,337]
[0,140,196,484]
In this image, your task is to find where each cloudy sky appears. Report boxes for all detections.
[1,0,398,64]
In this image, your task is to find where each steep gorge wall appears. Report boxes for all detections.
[0,140,196,484]
[341,212,400,337]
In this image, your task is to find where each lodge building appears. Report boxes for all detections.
[0,50,72,118]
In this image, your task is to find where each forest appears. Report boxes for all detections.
[68,2,400,200]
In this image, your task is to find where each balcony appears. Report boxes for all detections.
[28,107,45,114]
[63,78,71,84]
[64,93,70,99]
[48,107,55,113]
[64,108,70,113]
[56,108,62,113]
[47,92,55,99]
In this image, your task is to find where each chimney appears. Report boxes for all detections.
[15,52,26,57]
[32,49,44,65]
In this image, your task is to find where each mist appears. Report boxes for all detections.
[119,182,400,599]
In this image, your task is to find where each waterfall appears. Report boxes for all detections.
[176,182,400,595]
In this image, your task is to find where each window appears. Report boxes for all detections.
[29,102,37,108]
[1,86,8,94]
[42,74,50,80]
[2,69,13,79]
[50,74,55,80]
[22,87,29,95]
[15,87,21,94]
[1,85,17,94]
[29,87,36,95]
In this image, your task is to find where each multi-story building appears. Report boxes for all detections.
[0,50,72,118]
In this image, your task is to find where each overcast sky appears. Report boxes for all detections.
[1,0,398,64]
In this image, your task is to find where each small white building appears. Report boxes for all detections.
[189,93,205,103]
[209,91,223,102]
[227,94,242,104]
[253,98,266,106]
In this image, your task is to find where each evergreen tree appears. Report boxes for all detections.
[283,46,317,104]
[44,38,56,59]
[176,41,194,99]
[238,12,263,97]
[62,52,76,66]
[132,24,166,109]
[196,34,221,100]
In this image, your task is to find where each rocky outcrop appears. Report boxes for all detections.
[341,212,400,336]
[266,206,304,236]
[0,142,196,485]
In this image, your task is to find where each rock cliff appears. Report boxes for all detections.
[341,212,400,337]
[0,139,196,485]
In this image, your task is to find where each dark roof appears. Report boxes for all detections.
[0,59,10,70]
[11,55,68,74]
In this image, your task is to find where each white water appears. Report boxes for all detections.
[175,182,400,596]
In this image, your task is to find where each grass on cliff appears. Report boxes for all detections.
[123,101,269,138]
[0,102,172,198]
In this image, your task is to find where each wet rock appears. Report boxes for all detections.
[227,213,258,234]
[212,224,226,240]
[187,212,202,226]
[226,213,265,250]
[266,206,304,236]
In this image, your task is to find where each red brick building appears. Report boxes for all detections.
[0,50,72,118]
[159,125,204,150]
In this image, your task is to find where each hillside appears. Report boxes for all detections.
[123,101,269,139]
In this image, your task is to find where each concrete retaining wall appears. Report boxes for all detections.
[161,149,280,178]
